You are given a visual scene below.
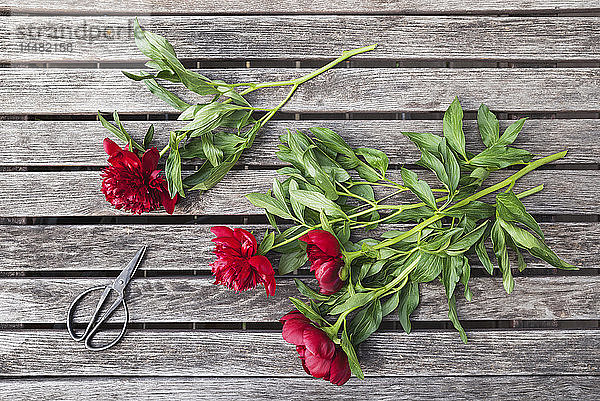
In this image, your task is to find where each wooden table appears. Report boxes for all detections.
[0,1,599,399]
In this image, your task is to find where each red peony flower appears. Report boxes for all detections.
[101,138,177,214]
[280,310,351,385]
[299,230,345,295]
[210,226,276,296]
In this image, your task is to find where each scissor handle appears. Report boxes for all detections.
[66,285,129,351]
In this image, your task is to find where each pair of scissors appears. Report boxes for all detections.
[66,246,146,351]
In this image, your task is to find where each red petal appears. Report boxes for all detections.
[141,147,160,173]
[303,326,335,359]
[103,138,122,156]
[248,255,274,276]
[304,353,332,379]
[233,228,257,257]
[159,184,178,214]
[282,318,309,345]
[306,230,340,257]
[329,350,351,385]
[211,226,234,238]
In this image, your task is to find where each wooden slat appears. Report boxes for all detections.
[1,68,600,114]
[0,223,590,272]
[1,376,598,400]
[2,276,598,323]
[3,16,600,63]
[0,329,597,376]
[2,0,598,14]
[1,119,598,166]
[0,169,598,217]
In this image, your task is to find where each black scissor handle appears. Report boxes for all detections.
[66,285,129,351]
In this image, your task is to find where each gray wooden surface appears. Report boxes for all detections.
[0,1,598,400]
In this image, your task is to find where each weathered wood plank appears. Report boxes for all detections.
[0,169,597,216]
[2,276,598,323]
[0,223,589,272]
[0,329,597,376]
[1,376,598,401]
[3,16,600,63]
[1,119,597,166]
[2,0,598,14]
[1,68,599,114]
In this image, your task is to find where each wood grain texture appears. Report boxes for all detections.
[0,169,598,217]
[1,119,598,166]
[2,0,598,14]
[3,16,600,62]
[1,376,598,401]
[0,223,589,272]
[2,276,598,324]
[1,68,600,114]
[0,329,597,376]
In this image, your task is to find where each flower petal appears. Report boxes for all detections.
[141,147,160,173]
[233,228,258,257]
[328,350,351,385]
[211,226,234,238]
[303,326,335,359]
[159,184,178,214]
[248,255,274,276]
[103,138,122,156]
[280,310,309,324]
[307,230,340,257]
[304,353,332,378]
[282,318,309,345]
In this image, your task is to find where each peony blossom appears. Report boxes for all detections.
[299,230,345,295]
[100,138,177,214]
[210,226,276,296]
[280,310,351,385]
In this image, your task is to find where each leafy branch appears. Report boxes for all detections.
[246,97,575,380]
[100,18,377,201]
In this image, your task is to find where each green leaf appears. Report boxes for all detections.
[402,132,442,156]
[446,221,489,254]
[459,256,473,301]
[443,97,467,160]
[398,281,419,334]
[288,179,305,223]
[143,124,154,149]
[289,189,346,219]
[201,134,224,167]
[289,297,325,324]
[477,103,500,147]
[438,138,460,193]
[272,178,291,216]
[98,112,130,143]
[257,231,275,255]
[475,238,494,275]
[142,76,190,111]
[409,251,444,283]
[468,144,532,170]
[165,132,184,198]
[183,153,240,192]
[418,149,448,189]
[400,168,437,210]
[441,256,462,300]
[355,148,389,177]
[341,326,364,380]
[245,193,293,220]
[498,219,575,270]
[491,220,514,293]
[279,248,308,275]
[498,118,527,146]
[348,300,382,345]
[355,163,381,182]
[496,191,544,240]
[448,294,468,344]
[294,278,328,301]
[310,127,354,156]
[329,292,376,315]
[381,292,400,316]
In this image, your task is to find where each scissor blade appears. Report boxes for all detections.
[113,246,146,291]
